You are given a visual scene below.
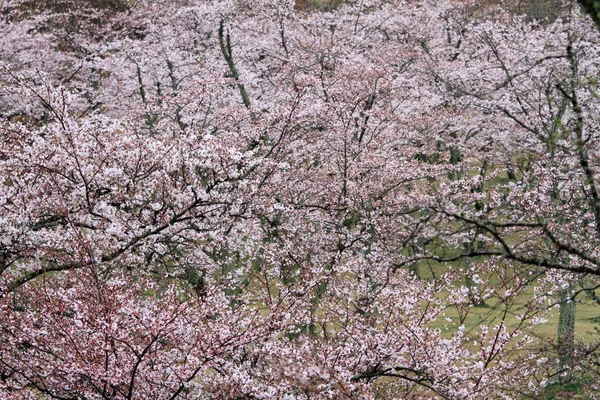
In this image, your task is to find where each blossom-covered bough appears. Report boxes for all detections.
[0,0,599,398]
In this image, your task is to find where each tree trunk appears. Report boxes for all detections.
[557,286,576,383]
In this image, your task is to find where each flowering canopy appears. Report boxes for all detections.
[0,0,599,398]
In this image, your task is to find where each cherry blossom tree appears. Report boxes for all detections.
[1,0,599,398]
[413,1,600,388]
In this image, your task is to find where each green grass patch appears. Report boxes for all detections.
[412,261,600,343]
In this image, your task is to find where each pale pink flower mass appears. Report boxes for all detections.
[0,0,599,398]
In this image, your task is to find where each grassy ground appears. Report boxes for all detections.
[409,262,599,398]
[415,261,600,343]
